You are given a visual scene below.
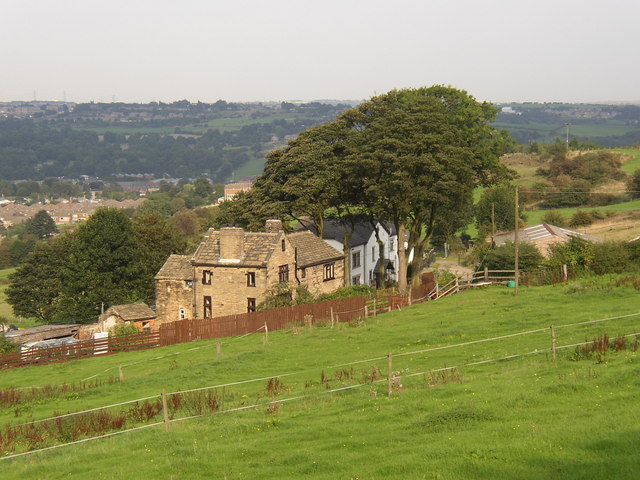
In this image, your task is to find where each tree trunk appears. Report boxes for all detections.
[343,231,352,287]
[397,223,408,292]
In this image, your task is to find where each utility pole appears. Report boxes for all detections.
[514,186,519,296]
[491,202,496,245]
[564,123,571,152]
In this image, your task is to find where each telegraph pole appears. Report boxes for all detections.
[514,186,519,296]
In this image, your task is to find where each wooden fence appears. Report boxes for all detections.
[0,332,160,370]
[159,296,367,347]
[0,272,522,370]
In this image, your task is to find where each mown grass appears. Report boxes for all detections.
[615,147,640,174]
[2,276,640,478]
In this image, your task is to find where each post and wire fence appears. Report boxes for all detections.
[2,310,638,460]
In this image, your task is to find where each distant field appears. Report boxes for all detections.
[2,278,640,478]
[74,113,320,136]
[494,121,640,144]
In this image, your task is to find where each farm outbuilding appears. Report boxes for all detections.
[493,223,602,257]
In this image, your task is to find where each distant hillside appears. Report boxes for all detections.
[0,101,351,181]
[495,102,640,147]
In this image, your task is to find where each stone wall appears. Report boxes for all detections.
[155,279,194,324]
[301,261,344,296]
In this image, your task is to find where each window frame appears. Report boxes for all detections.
[278,264,289,283]
[323,262,335,281]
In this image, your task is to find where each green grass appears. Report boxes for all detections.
[523,198,640,225]
[614,148,640,174]
[2,277,640,478]
[0,268,15,320]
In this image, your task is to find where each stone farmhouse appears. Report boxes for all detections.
[493,223,602,257]
[155,220,344,324]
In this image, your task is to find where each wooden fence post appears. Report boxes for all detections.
[364,305,369,318]
[551,325,556,362]
[388,352,393,397]
[162,389,170,432]
[263,322,269,345]
[407,293,412,306]
[330,308,334,328]
[484,267,488,281]
[562,264,568,282]
[373,298,377,317]
[118,365,124,382]
[216,341,222,357]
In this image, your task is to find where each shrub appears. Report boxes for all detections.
[548,237,595,269]
[483,242,544,271]
[569,210,593,227]
[112,323,141,337]
[590,242,631,275]
[0,333,18,354]
[541,210,567,227]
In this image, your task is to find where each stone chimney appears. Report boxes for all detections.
[219,227,244,262]
[265,219,283,233]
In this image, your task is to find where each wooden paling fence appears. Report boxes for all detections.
[159,296,367,347]
[0,332,160,370]
[3,276,510,371]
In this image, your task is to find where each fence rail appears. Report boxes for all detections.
[0,271,521,370]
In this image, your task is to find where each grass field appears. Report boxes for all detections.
[2,277,640,478]
[615,148,640,174]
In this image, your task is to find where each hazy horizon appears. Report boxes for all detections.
[2,0,638,105]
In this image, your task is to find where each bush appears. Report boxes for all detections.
[548,237,595,269]
[590,242,631,275]
[541,210,567,227]
[483,242,544,271]
[0,333,19,354]
[569,210,593,227]
[112,323,142,337]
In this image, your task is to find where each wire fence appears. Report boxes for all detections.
[2,310,638,459]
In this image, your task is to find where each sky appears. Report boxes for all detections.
[1,0,639,104]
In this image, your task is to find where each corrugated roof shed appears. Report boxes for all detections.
[493,223,602,245]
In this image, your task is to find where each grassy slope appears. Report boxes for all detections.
[3,278,640,478]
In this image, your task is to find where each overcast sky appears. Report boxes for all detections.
[1,0,638,104]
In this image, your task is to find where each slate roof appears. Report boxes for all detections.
[493,223,602,246]
[287,231,344,267]
[104,303,156,321]
[155,255,192,280]
[191,229,280,266]
[307,217,396,248]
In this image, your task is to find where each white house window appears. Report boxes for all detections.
[372,246,376,260]
[352,251,361,268]
[323,263,335,281]
[352,275,361,285]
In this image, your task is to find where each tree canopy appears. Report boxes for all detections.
[7,207,185,324]
[235,86,512,290]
